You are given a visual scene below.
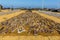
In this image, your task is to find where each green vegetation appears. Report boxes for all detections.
[0,5,3,12]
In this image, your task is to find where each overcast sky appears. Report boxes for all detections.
[0,0,60,8]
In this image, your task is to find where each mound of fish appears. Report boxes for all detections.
[0,11,60,35]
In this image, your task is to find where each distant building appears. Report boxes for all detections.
[57,9,60,12]
[46,8,58,12]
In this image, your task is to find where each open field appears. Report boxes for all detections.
[0,10,60,40]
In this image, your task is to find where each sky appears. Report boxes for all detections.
[0,0,60,8]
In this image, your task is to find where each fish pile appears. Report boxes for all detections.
[0,11,60,35]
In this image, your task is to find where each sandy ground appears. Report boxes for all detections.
[0,36,60,40]
[0,10,60,40]
[39,10,60,18]
[0,10,20,16]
